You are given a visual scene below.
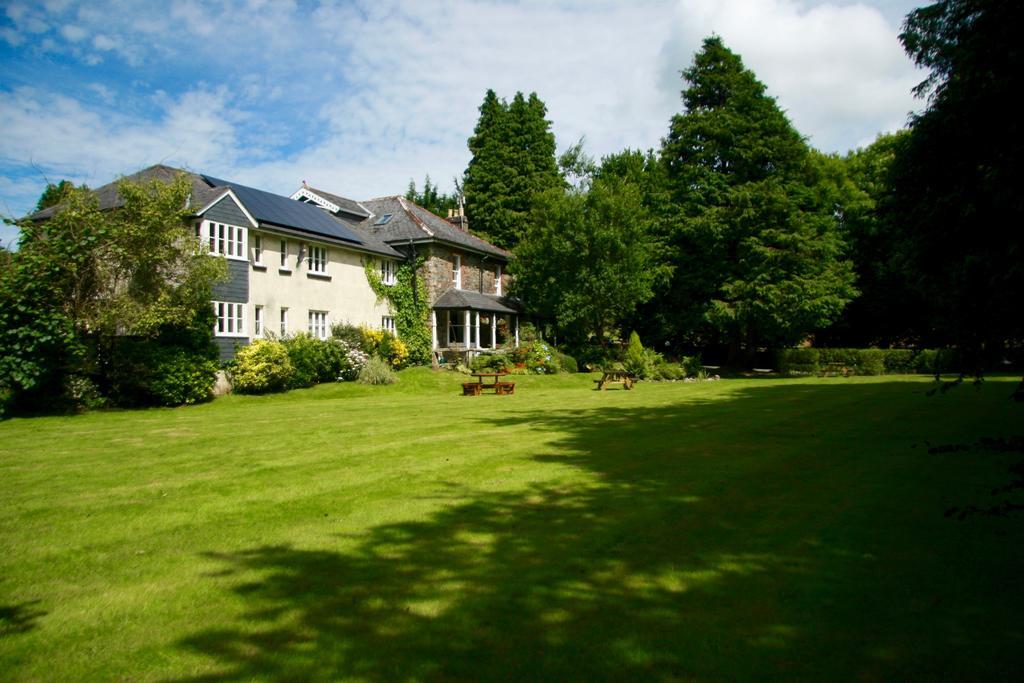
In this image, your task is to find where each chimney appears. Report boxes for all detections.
[445,205,468,232]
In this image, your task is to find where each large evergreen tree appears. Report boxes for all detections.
[661,37,856,363]
[463,89,562,249]
[891,0,1023,360]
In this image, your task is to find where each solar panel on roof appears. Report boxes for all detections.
[202,175,364,245]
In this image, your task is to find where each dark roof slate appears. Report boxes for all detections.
[26,164,219,221]
[432,288,519,313]
[298,187,510,260]
[359,196,510,259]
[303,186,371,218]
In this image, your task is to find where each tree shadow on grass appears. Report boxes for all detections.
[0,600,46,636]
[173,380,1022,681]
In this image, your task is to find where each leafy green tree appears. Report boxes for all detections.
[661,37,856,364]
[891,0,1023,362]
[816,132,928,347]
[512,173,670,347]
[463,89,562,249]
[596,149,678,348]
[1,175,226,411]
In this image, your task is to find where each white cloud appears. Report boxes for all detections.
[0,86,240,206]
[59,24,86,41]
[0,0,923,217]
[659,0,921,150]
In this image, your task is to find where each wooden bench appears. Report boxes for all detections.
[463,375,516,396]
[594,371,636,390]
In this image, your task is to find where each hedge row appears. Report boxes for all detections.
[776,348,958,376]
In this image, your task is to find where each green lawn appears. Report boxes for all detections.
[1,371,1022,680]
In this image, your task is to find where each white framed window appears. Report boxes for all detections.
[213,301,246,337]
[382,316,396,335]
[453,254,462,289]
[254,305,263,336]
[280,239,289,269]
[308,310,328,339]
[308,245,327,274]
[495,263,502,295]
[253,234,263,265]
[200,220,247,260]
[280,307,289,336]
[381,259,397,285]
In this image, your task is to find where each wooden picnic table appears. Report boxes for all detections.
[594,369,636,390]
[463,372,516,396]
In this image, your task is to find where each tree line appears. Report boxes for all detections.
[450,0,1021,370]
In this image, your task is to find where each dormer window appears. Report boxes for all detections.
[453,254,462,290]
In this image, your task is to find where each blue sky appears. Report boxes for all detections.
[0,0,923,247]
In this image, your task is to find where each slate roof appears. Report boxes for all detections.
[26,164,221,221]
[302,186,371,218]
[359,196,511,260]
[27,165,403,259]
[297,187,510,260]
[432,288,519,313]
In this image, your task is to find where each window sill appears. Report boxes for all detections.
[252,264,267,271]
[307,272,331,281]
[214,334,249,339]
[278,268,292,276]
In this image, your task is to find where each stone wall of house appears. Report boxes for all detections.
[419,243,508,304]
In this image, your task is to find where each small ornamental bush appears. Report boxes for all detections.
[358,355,397,385]
[654,361,684,380]
[232,340,294,394]
[525,341,559,374]
[680,355,703,378]
[622,331,660,379]
[554,350,579,374]
[281,333,334,388]
[379,335,410,369]
[360,327,386,355]
[337,341,369,381]
[330,322,363,348]
[147,349,219,406]
[471,352,513,374]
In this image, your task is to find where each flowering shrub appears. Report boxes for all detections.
[232,340,294,394]
[337,340,369,381]
[525,341,560,374]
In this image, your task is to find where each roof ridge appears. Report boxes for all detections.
[397,196,434,237]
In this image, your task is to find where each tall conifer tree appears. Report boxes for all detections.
[463,89,561,249]
[661,37,856,363]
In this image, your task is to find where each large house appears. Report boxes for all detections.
[28,165,519,361]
